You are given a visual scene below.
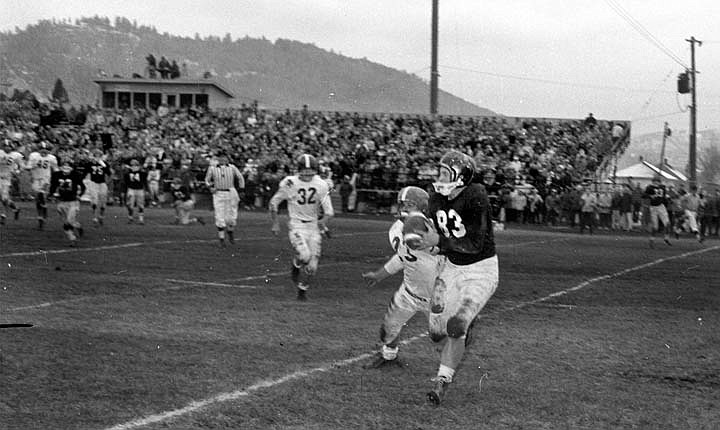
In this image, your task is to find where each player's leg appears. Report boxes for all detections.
[366,286,425,368]
[126,190,136,222]
[97,184,107,225]
[68,201,82,238]
[57,202,77,244]
[136,190,145,224]
[214,193,228,245]
[428,257,499,405]
[226,189,240,243]
[288,227,313,299]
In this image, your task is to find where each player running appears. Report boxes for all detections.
[0,141,23,224]
[645,174,672,247]
[406,150,499,405]
[362,186,441,368]
[49,160,86,246]
[124,159,148,224]
[84,149,111,225]
[26,141,58,229]
[205,154,245,246]
[269,154,334,301]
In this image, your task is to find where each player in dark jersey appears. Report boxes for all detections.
[170,177,204,225]
[406,150,499,405]
[644,174,672,247]
[124,159,148,224]
[49,160,86,246]
[85,149,111,225]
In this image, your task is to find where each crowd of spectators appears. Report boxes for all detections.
[2,99,635,223]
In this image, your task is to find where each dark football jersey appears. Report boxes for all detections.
[644,183,667,206]
[428,183,496,265]
[86,161,111,184]
[50,170,85,202]
[171,185,192,202]
[124,170,148,190]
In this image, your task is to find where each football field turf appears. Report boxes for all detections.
[1,203,719,429]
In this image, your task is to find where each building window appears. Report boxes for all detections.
[180,93,193,108]
[196,93,209,108]
[102,92,115,108]
[149,93,162,110]
[118,92,131,109]
[167,95,176,107]
[133,92,147,109]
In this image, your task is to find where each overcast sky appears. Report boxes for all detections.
[2,0,720,136]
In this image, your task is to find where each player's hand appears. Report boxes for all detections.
[271,221,280,237]
[361,271,380,287]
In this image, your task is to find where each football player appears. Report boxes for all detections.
[644,174,672,247]
[84,149,111,225]
[124,159,148,224]
[49,160,86,246]
[170,177,204,225]
[26,141,58,229]
[269,154,334,301]
[362,186,441,368]
[0,141,23,224]
[406,150,498,405]
[204,154,245,245]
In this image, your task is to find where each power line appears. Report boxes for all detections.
[439,64,676,93]
[604,0,689,69]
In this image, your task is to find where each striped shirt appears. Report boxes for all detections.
[205,163,244,191]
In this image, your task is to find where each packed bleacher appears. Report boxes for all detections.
[1,98,635,224]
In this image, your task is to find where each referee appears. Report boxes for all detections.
[205,154,245,246]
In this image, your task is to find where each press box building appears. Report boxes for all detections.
[93,77,234,110]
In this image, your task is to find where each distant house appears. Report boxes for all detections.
[614,159,687,187]
[94,77,234,110]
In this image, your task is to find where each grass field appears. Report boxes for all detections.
[1,202,719,430]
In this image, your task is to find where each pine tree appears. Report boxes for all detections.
[51,78,69,103]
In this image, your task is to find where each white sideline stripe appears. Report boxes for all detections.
[104,243,720,430]
[163,279,257,290]
[0,232,383,259]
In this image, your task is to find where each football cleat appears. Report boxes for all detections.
[0,214,5,225]
[227,230,235,244]
[427,376,451,405]
[296,287,307,301]
[196,217,205,225]
[76,227,83,238]
[38,218,44,230]
[13,208,20,220]
[664,237,672,246]
[93,217,99,226]
[364,353,403,369]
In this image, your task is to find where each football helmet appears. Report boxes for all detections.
[433,150,476,196]
[60,161,73,174]
[397,186,429,218]
[297,154,319,181]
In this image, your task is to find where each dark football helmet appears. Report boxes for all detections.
[297,154,319,181]
[397,186,429,218]
[433,150,476,196]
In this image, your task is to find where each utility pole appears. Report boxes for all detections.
[687,36,701,187]
[430,0,439,115]
[659,122,670,170]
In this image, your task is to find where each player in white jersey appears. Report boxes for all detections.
[269,154,334,301]
[0,142,23,224]
[362,186,442,368]
[26,142,58,229]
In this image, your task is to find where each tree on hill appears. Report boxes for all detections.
[51,78,69,103]
[699,144,720,186]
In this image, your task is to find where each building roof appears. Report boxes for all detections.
[615,160,686,182]
[93,77,234,98]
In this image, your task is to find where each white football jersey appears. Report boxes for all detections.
[384,220,441,299]
[270,174,334,222]
[0,150,23,179]
[27,152,58,181]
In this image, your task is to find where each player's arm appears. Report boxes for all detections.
[204,167,214,192]
[268,185,288,236]
[233,165,245,190]
[48,171,58,196]
[76,173,86,197]
[362,254,403,287]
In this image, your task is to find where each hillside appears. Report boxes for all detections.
[0,16,494,116]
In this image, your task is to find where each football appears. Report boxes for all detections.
[402,212,432,249]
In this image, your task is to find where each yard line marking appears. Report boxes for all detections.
[104,243,720,430]
[162,279,258,290]
[104,350,376,430]
[0,232,384,259]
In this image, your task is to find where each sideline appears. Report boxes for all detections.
[104,243,720,430]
